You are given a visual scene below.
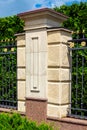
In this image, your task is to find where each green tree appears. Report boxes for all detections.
[54,2,87,37]
[0,15,24,40]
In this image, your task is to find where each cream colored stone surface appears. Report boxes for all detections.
[17,35,25,46]
[30,53,39,75]
[26,29,47,98]
[61,83,70,104]
[26,29,47,53]
[17,68,25,80]
[18,81,25,100]
[27,52,47,76]
[18,9,67,30]
[60,68,70,81]
[47,29,71,43]
[18,101,25,112]
[61,30,72,43]
[48,83,60,104]
[26,75,47,98]
[48,45,60,67]
[48,44,70,67]
[24,18,62,30]
[48,31,61,43]
[39,52,47,76]
[48,68,60,81]
[48,68,70,81]
[47,104,69,118]
[60,44,70,67]
[48,83,70,104]
[17,47,25,67]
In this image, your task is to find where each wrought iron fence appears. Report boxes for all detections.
[0,39,17,109]
[68,32,87,119]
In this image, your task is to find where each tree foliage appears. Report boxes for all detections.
[0,113,53,130]
[0,15,24,40]
[54,2,87,37]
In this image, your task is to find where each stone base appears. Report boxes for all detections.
[47,117,87,130]
[26,97,47,122]
[47,104,69,118]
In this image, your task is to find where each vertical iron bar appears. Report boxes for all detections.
[1,56,4,106]
[75,34,79,115]
[5,55,7,107]
[76,50,78,115]
[81,54,84,115]
[8,54,10,107]
[11,50,15,107]
[2,55,5,106]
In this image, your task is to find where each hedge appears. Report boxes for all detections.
[0,113,54,130]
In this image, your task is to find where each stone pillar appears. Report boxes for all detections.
[17,8,71,121]
[16,33,26,113]
[47,28,71,118]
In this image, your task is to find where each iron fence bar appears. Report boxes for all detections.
[5,56,7,107]
[68,38,87,42]
[71,107,87,112]
[0,45,16,48]
[8,55,10,107]
[0,52,16,55]
[75,50,78,115]
[68,114,87,119]
[11,41,14,107]
[69,47,87,51]
[81,55,84,112]
[11,57,13,106]
[0,104,17,109]
[0,100,17,102]
[2,56,4,106]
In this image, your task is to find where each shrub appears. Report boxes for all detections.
[0,113,53,130]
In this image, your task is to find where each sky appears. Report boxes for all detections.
[0,0,87,17]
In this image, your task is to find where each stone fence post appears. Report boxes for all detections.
[16,8,72,122]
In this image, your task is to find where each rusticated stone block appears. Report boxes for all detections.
[48,45,60,67]
[17,47,25,67]
[17,68,25,80]
[47,104,69,118]
[48,68,70,81]
[17,35,25,46]
[48,31,61,43]
[18,101,25,112]
[18,81,25,100]
[48,83,70,104]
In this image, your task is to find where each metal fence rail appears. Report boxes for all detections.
[0,39,17,109]
[68,34,87,119]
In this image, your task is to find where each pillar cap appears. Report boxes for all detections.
[18,8,68,30]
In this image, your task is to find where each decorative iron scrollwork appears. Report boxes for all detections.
[70,42,74,48]
[81,41,86,47]
[4,48,7,52]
